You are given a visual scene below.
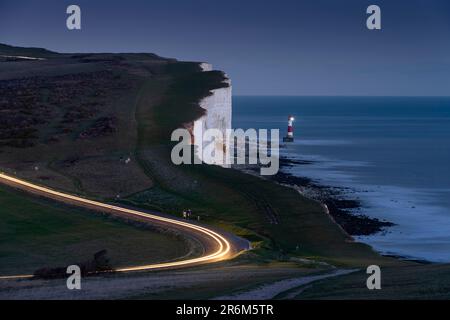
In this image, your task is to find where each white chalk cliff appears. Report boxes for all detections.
[192,63,232,166]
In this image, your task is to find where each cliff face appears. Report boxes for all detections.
[192,64,232,166]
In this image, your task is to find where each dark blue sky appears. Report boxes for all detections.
[1,0,450,96]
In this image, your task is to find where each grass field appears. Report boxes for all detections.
[0,186,191,275]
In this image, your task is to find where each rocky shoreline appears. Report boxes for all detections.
[273,157,394,236]
[234,140,395,237]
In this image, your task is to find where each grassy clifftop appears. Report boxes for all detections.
[3,44,449,299]
[1,44,394,271]
[0,43,59,58]
[0,45,224,274]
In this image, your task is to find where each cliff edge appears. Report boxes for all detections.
[193,63,232,166]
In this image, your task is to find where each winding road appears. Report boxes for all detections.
[0,172,249,280]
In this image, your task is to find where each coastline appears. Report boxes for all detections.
[275,158,433,264]
[275,157,395,237]
[233,96,450,264]
[239,156,438,264]
[240,156,395,237]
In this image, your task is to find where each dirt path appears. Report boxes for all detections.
[213,269,359,300]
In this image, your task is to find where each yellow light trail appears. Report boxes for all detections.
[0,172,232,280]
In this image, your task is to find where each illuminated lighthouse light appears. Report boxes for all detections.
[283,115,295,142]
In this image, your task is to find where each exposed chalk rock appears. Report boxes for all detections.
[199,63,213,72]
[193,64,232,167]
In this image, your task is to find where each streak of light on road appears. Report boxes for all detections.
[0,173,233,280]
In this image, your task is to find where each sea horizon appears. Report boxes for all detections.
[234,95,450,98]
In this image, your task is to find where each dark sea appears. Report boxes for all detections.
[233,96,450,262]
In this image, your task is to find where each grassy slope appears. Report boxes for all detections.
[0,186,191,275]
[0,48,166,199]
[126,62,401,268]
[0,49,200,276]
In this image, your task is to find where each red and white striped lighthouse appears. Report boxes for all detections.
[283,115,295,142]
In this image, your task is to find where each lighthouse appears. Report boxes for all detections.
[283,115,295,142]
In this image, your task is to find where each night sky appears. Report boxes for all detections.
[1,0,450,96]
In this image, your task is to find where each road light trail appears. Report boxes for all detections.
[0,172,240,280]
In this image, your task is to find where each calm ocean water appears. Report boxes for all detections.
[233,96,450,262]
